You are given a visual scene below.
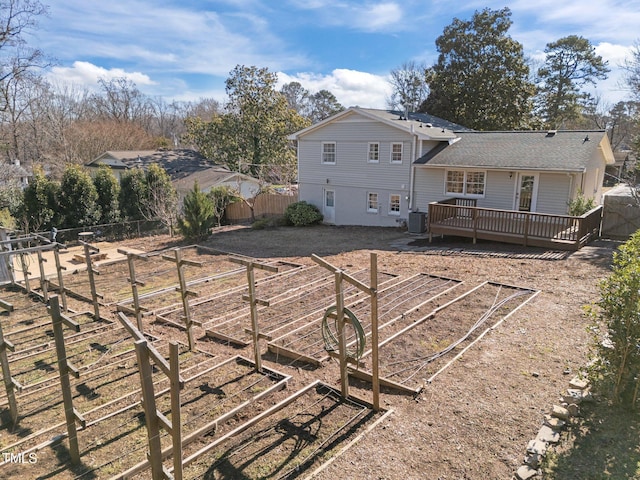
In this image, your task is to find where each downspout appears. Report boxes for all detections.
[409,129,417,211]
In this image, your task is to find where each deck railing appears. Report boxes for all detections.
[427,199,602,250]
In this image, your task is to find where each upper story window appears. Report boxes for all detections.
[389,194,401,215]
[367,192,379,213]
[391,143,403,164]
[368,142,379,163]
[445,170,486,196]
[322,142,336,164]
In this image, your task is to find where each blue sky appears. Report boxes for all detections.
[33,0,640,110]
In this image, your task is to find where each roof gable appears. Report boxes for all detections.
[415,130,614,172]
[289,107,465,141]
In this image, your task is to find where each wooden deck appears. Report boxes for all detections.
[427,199,602,250]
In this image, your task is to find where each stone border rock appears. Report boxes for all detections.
[514,376,593,479]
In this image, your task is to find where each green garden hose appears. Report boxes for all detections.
[321,305,366,360]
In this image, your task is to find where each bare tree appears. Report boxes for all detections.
[0,0,50,87]
[387,61,429,112]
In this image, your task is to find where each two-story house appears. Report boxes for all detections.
[290,107,614,229]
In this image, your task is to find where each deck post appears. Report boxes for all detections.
[472,207,478,244]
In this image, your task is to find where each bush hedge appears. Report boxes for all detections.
[284,201,323,227]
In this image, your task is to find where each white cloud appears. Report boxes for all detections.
[46,61,155,91]
[278,69,392,108]
[285,0,404,32]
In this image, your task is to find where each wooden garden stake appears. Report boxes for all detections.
[134,339,166,479]
[53,247,68,312]
[17,245,30,293]
[50,295,82,465]
[81,239,101,320]
[169,341,183,480]
[335,270,349,398]
[161,248,202,350]
[229,257,278,373]
[118,249,148,331]
[0,303,18,426]
[370,252,380,412]
[134,337,184,480]
[36,250,49,302]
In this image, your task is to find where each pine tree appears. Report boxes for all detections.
[178,182,216,240]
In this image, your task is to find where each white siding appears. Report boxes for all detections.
[536,173,571,214]
[479,171,515,209]
[298,114,415,227]
[414,168,516,211]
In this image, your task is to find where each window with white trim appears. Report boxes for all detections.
[391,143,403,163]
[445,170,486,196]
[322,142,336,164]
[367,192,379,213]
[368,142,379,163]
[389,194,401,215]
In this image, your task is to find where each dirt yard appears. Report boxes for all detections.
[0,224,620,479]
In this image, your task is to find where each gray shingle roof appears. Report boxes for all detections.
[359,108,472,132]
[415,130,610,171]
[87,149,220,181]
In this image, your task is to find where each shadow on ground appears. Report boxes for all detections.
[543,400,640,479]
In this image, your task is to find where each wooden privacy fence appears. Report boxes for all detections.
[225,193,298,223]
[428,198,603,250]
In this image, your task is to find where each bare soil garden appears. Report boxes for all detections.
[0,224,629,479]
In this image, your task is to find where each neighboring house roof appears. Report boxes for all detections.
[0,163,31,185]
[289,107,468,141]
[172,168,259,193]
[415,130,615,172]
[86,149,215,181]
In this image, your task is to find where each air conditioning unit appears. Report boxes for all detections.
[408,211,426,233]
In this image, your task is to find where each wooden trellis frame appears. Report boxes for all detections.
[311,252,381,411]
[135,339,184,480]
[117,248,149,331]
[79,235,102,320]
[0,298,19,425]
[228,256,278,372]
[0,236,58,294]
[161,248,203,350]
[49,295,84,465]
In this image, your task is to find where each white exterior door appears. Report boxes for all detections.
[323,189,335,224]
[514,173,538,212]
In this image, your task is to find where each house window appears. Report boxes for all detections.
[446,171,465,194]
[389,194,401,215]
[368,143,379,163]
[367,192,379,213]
[322,142,336,164]
[445,170,485,196]
[391,143,403,163]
